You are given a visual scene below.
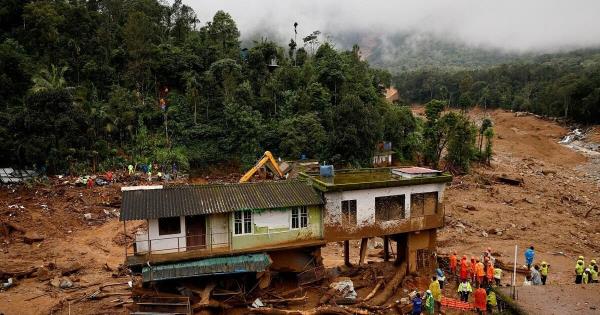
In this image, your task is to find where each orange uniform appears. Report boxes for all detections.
[476,261,485,285]
[470,258,477,281]
[460,257,469,281]
[486,263,494,281]
[474,287,487,311]
[450,254,458,273]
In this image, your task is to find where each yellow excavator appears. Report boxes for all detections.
[239,151,289,183]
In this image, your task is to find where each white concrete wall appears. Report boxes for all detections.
[323,183,446,227]
[135,216,187,254]
[253,209,291,230]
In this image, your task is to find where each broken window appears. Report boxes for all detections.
[375,195,405,221]
[234,210,252,235]
[341,200,357,225]
[292,206,309,229]
[158,217,181,235]
[410,192,438,217]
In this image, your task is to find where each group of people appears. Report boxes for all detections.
[411,248,502,315]
[574,256,598,284]
[128,162,178,181]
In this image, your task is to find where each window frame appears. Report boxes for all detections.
[234,210,253,235]
[341,200,357,225]
[375,194,406,221]
[291,206,309,229]
[158,217,181,236]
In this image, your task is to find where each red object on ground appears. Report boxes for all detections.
[441,297,473,311]
[86,178,94,189]
[106,171,113,182]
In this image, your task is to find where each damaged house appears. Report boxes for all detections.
[120,167,451,285]
[120,181,325,282]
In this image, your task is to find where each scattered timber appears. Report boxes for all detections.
[370,262,407,306]
[249,306,370,315]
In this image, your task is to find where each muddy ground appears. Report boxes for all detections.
[1,108,600,314]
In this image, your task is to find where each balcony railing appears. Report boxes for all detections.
[128,232,232,257]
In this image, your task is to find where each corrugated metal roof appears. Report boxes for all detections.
[142,253,272,282]
[120,180,323,220]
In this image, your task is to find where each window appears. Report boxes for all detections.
[341,200,357,225]
[410,192,438,217]
[158,217,181,235]
[292,206,309,229]
[375,195,405,221]
[234,210,252,235]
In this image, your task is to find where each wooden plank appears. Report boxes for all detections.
[358,238,368,265]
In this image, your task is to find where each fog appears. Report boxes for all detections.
[185,0,600,53]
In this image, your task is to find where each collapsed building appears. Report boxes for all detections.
[119,167,451,285]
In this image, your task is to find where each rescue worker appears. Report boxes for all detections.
[436,268,446,289]
[589,264,598,284]
[411,292,422,315]
[474,286,487,315]
[476,259,485,287]
[428,276,442,313]
[450,251,458,276]
[591,260,599,283]
[530,265,542,285]
[486,261,494,287]
[486,288,498,314]
[524,246,535,270]
[128,164,134,175]
[460,255,469,282]
[147,163,152,181]
[457,279,472,302]
[583,268,591,284]
[493,266,502,286]
[575,257,585,284]
[540,261,549,285]
[424,290,435,315]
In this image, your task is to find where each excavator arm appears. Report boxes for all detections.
[239,151,284,183]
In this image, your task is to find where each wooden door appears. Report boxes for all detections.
[185,215,206,250]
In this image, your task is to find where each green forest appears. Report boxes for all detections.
[1,0,490,175]
[394,49,600,122]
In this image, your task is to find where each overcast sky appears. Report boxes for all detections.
[185,0,600,52]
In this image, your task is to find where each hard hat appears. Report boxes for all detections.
[585,268,590,272]
[463,255,467,259]
[541,261,547,266]
[579,256,585,260]
[471,256,476,260]
[591,260,597,265]
[426,290,432,294]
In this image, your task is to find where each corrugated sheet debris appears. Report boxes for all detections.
[120,180,323,220]
[142,253,272,282]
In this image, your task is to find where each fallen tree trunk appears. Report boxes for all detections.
[0,267,38,280]
[318,287,337,305]
[362,278,384,301]
[370,262,407,306]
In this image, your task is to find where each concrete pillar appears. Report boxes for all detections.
[344,240,351,267]
[358,238,368,265]
[395,233,407,266]
[383,236,390,261]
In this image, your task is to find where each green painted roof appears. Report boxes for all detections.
[300,167,452,192]
[142,253,272,282]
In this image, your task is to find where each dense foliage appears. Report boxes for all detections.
[0,0,486,175]
[394,50,600,123]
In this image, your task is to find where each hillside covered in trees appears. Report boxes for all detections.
[393,49,600,123]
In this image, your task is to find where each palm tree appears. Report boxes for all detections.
[31,64,69,93]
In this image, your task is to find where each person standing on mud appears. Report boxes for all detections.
[457,279,472,302]
[530,265,542,285]
[575,257,585,284]
[460,255,469,282]
[428,276,442,313]
[524,246,535,270]
[474,286,487,315]
[424,290,435,315]
[411,292,422,315]
[540,261,549,285]
[450,252,458,278]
